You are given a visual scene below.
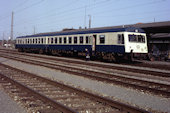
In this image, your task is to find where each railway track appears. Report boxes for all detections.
[0,63,149,113]
[0,49,170,97]
[0,49,169,78]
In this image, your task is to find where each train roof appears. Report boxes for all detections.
[17,27,145,38]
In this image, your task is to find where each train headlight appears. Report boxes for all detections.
[144,47,147,50]
[136,45,140,49]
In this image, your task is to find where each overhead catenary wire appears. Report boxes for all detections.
[1,0,167,28]
[0,0,169,38]
[14,6,169,31]
[14,0,45,13]
[0,0,44,21]
[15,0,165,27]
[13,0,112,25]
[13,11,169,37]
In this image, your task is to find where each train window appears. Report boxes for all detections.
[129,34,145,43]
[141,35,145,42]
[69,37,72,44]
[86,36,89,44]
[80,36,83,44]
[64,37,67,44]
[59,37,62,44]
[118,34,124,44]
[51,38,53,44]
[99,35,105,44]
[27,39,30,44]
[129,34,137,42]
[38,38,40,44]
[41,38,43,44]
[74,36,77,44]
[55,37,57,44]
[36,39,38,44]
[138,35,143,42]
[33,39,35,44]
[137,35,145,43]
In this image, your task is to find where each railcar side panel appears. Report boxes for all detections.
[15,27,148,60]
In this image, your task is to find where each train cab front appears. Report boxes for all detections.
[124,32,148,60]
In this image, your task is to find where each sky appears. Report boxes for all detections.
[0,0,170,40]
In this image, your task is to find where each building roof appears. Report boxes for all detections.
[17,21,170,38]
[116,21,170,33]
[150,33,170,39]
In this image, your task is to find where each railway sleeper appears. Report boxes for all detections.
[0,64,151,113]
[0,74,76,113]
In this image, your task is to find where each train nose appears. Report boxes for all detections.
[136,45,140,49]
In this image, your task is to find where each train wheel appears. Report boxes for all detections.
[39,49,44,54]
[18,48,23,52]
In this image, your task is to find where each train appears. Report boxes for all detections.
[15,27,148,61]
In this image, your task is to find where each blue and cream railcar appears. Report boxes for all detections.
[15,27,148,60]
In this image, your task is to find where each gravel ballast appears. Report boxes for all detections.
[0,86,27,113]
[0,57,170,112]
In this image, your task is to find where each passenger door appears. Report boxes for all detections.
[92,35,97,52]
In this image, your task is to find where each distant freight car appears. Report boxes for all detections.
[15,27,148,61]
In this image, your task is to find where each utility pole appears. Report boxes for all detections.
[88,15,91,28]
[2,32,4,47]
[10,11,14,40]
[84,6,87,29]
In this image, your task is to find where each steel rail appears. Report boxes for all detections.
[0,63,150,113]
[0,49,169,77]
[1,53,170,91]
[0,73,77,113]
[0,53,170,97]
